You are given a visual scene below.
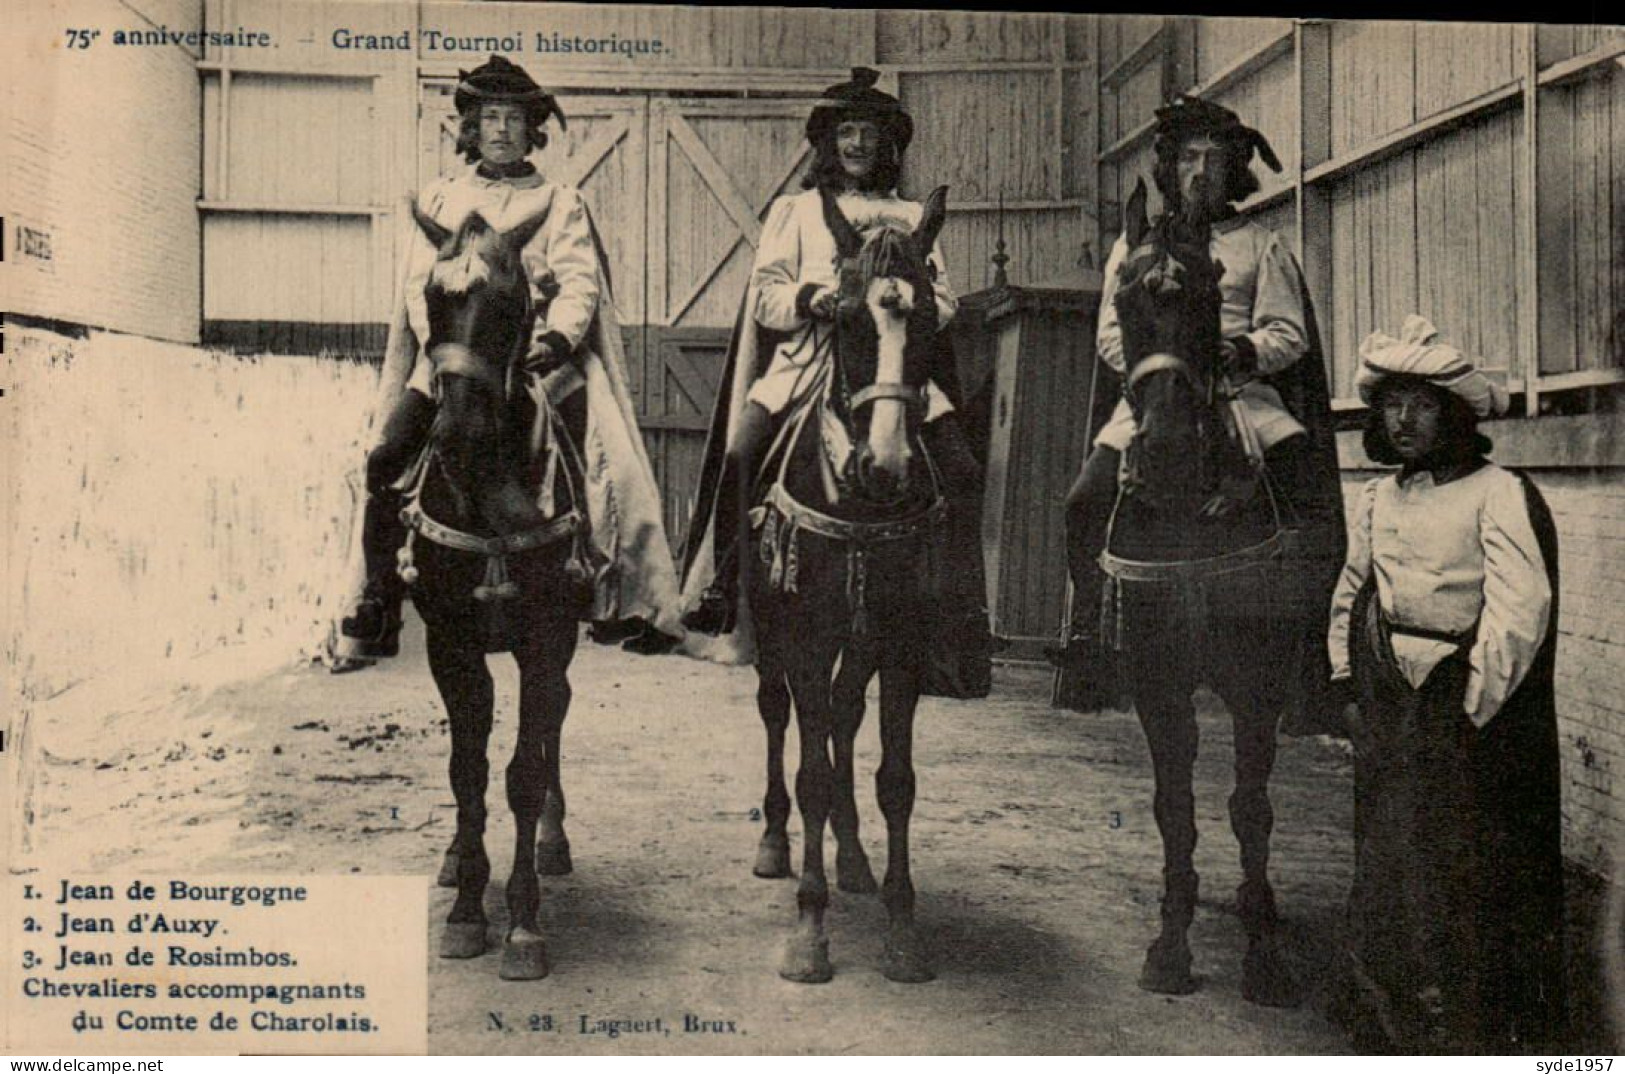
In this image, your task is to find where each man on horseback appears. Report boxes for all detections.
[1051,95,1343,715]
[680,67,989,693]
[332,55,683,667]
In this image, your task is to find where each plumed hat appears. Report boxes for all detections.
[1357,315,1509,418]
[806,67,913,151]
[455,55,566,131]
[1153,94,1281,173]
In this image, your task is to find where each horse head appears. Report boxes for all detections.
[1113,179,1229,516]
[412,202,551,392]
[820,185,948,506]
[409,201,561,541]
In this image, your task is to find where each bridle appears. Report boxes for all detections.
[1100,248,1290,587]
[394,232,587,603]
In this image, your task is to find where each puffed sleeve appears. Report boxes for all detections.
[532,187,601,359]
[752,196,815,333]
[1327,478,1380,682]
[1096,234,1129,374]
[1244,232,1310,375]
[1465,471,1553,728]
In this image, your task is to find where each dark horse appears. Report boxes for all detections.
[749,187,951,984]
[1104,181,1300,1006]
[401,203,595,981]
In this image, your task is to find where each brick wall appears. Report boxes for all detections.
[5,0,203,342]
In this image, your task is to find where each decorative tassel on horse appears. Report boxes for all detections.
[847,546,870,638]
[473,552,520,603]
[396,529,420,586]
[784,525,801,594]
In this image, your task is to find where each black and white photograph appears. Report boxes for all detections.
[3,0,1623,1057]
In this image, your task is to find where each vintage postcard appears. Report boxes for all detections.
[3,0,1622,1057]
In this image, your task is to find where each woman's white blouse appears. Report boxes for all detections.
[1327,464,1552,728]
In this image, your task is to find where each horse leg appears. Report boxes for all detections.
[779,648,838,983]
[753,665,794,879]
[1214,651,1299,1008]
[427,627,494,959]
[535,641,574,878]
[499,621,577,981]
[831,651,879,894]
[1128,620,1201,994]
[877,664,932,982]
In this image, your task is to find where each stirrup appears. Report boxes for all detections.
[681,585,737,637]
[1043,622,1103,671]
[337,597,404,660]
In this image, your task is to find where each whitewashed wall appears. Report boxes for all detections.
[3,326,380,853]
[6,327,377,699]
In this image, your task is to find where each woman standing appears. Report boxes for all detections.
[1328,315,1566,1051]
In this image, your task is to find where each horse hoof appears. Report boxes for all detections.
[536,838,573,876]
[836,852,879,895]
[882,936,935,983]
[753,835,792,879]
[1242,942,1301,1008]
[1137,934,1197,995]
[499,928,550,981]
[436,850,461,889]
[439,921,489,960]
[778,933,834,984]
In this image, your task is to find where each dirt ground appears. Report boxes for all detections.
[26,619,1615,1055]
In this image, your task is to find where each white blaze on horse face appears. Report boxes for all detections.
[430,233,498,296]
[864,276,916,480]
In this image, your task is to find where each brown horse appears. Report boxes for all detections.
[748,187,952,984]
[1103,180,1300,1006]
[403,203,596,981]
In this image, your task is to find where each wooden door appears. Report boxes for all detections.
[644,97,815,552]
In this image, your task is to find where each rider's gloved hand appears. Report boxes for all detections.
[795,284,840,322]
[1219,336,1258,382]
[524,331,574,375]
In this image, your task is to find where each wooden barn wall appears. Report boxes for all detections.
[197,1,1099,367]
[1099,16,1625,876]
[6,0,203,344]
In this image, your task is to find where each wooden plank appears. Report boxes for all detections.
[665,113,765,248]
[1539,79,1578,376]
[1304,81,1522,187]
[1192,23,1294,101]
[1101,20,1168,90]
[198,201,386,215]
[1539,40,1625,88]
[1329,20,1416,159]
[901,70,1057,202]
[1414,22,1516,121]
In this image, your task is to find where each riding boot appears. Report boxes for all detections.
[682,448,743,636]
[338,489,409,659]
[683,403,773,637]
[1046,446,1120,675]
[336,389,437,665]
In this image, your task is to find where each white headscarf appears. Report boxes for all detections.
[1356,315,1509,418]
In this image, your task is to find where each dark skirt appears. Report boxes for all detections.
[1346,576,1566,1051]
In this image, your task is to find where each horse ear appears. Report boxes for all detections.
[504,207,551,254]
[410,200,453,250]
[1124,178,1149,249]
[819,186,862,258]
[914,185,949,252]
